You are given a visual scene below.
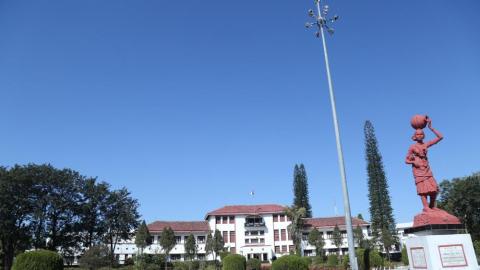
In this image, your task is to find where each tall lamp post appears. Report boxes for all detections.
[305,1,358,269]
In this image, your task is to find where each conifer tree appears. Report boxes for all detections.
[308,228,325,257]
[134,220,152,254]
[293,164,312,218]
[364,121,397,259]
[160,227,176,270]
[184,233,197,262]
[332,225,343,256]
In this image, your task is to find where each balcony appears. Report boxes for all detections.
[244,216,265,227]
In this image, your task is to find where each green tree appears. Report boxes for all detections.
[103,188,140,265]
[284,206,306,255]
[364,121,398,259]
[79,178,110,248]
[332,225,343,256]
[307,228,325,257]
[0,165,36,270]
[160,227,176,270]
[353,225,364,248]
[205,233,214,260]
[184,234,197,262]
[293,164,312,218]
[357,214,364,220]
[135,220,152,254]
[212,230,224,269]
[438,173,480,241]
[401,246,409,266]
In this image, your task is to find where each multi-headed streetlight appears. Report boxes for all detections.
[306,1,358,269]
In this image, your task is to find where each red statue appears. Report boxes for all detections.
[406,115,460,227]
[405,115,442,211]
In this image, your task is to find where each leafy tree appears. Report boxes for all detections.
[438,173,480,241]
[332,225,343,256]
[103,188,140,265]
[364,121,397,258]
[135,220,152,254]
[12,249,63,270]
[184,234,197,262]
[160,227,176,270]
[0,165,36,270]
[293,164,312,218]
[79,178,110,248]
[284,206,306,255]
[78,245,110,270]
[205,233,214,259]
[307,228,325,257]
[357,214,364,220]
[222,254,246,270]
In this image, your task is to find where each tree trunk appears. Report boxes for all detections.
[3,240,14,270]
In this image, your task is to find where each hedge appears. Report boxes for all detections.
[223,254,246,270]
[12,250,63,270]
[271,255,308,270]
[246,258,261,270]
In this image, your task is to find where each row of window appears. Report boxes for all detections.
[216,216,235,224]
[155,235,206,244]
[222,231,236,243]
[300,230,348,240]
[274,245,294,254]
[273,229,291,241]
[245,230,264,236]
[272,214,289,222]
[245,238,265,244]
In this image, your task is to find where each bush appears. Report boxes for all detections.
[369,250,383,268]
[173,261,189,270]
[271,255,308,270]
[78,246,110,270]
[12,250,63,270]
[124,257,134,266]
[342,254,349,269]
[246,258,261,270]
[355,248,369,270]
[311,255,324,266]
[326,254,338,267]
[223,254,246,270]
[474,240,480,259]
[401,246,409,266]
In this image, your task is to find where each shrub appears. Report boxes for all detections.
[246,258,261,270]
[124,257,134,266]
[401,246,409,266]
[355,248,370,270]
[311,255,324,266]
[173,261,189,270]
[78,246,110,270]
[12,249,63,270]
[474,240,480,260]
[369,250,383,268]
[326,254,338,267]
[271,255,308,270]
[342,254,349,269]
[222,254,246,270]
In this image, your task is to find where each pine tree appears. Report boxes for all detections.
[134,220,152,254]
[293,164,312,218]
[364,120,397,259]
[160,227,176,269]
[332,225,342,256]
[184,233,197,262]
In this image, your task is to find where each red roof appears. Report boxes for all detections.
[148,221,210,232]
[303,217,369,228]
[206,204,286,218]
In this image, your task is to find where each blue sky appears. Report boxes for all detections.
[1,0,479,224]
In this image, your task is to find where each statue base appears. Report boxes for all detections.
[413,208,461,228]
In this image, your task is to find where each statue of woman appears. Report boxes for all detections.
[405,116,443,212]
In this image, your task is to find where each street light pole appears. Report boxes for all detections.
[306,1,358,269]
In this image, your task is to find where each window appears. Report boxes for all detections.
[273,215,278,222]
[245,216,265,227]
[281,229,286,241]
[304,250,313,257]
[175,236,181,244]
[197,254,205,260]
[223,231,228,243]
[230,247,236,254]
[245,239,250,244]
[184,236,189,243]
[229,216,235,224]
[274,230,279,241]
[230,231,236,243]
[289,245,294,253]
[275,246,280,253]
[170,254,181,261]
[286,216,291,221]
[280,215,285,222]
[222,216,228,224]
[251,239,258,244]
[251,231,259,236]
[216,217,221,224]
[326,232,333,239]
[302,232,309,241]
[197,236,206,244]
[260,238,265,243]
[282,245,287,254]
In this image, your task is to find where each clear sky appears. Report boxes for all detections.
[1,0,479,224]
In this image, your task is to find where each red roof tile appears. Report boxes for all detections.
[303,217,369,228]
[206,204,286,218]
[148,221,210,232]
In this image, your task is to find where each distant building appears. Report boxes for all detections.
[114,204,370,264]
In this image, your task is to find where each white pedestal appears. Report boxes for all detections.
[405,234,479,269]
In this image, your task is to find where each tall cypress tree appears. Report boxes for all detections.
[293,164,312,218]
[364,121,397,258]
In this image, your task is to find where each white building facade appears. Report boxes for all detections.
[114,204,371,263]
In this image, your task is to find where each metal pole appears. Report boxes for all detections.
[315,1,358,269]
